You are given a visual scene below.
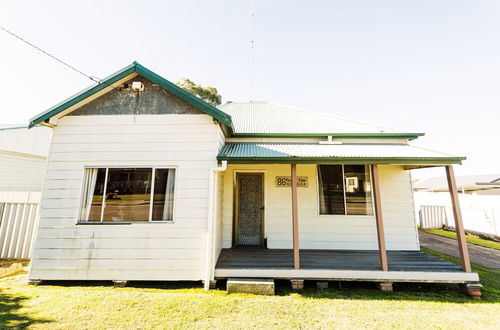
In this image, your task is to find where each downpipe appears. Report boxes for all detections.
[204,160,227,290]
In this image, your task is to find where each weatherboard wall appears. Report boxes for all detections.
[220,164,419,251]
[29,114,221,281]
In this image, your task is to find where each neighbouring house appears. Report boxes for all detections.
[0,125,52,259]
[26,62,480,295]
[0,125,52,203]
[415,174,500,195]
[414,175,500,236]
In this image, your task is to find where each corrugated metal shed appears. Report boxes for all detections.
[219,102,418,136]
[217,142,465,164]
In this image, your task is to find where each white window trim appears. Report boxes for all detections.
[78,165,178,224]
[316,164,375,217]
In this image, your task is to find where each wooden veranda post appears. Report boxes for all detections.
[371,164,388,271]
[445,165,472,272]
[291,164,300,269]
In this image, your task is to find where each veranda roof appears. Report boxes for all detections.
[217,143,465,165]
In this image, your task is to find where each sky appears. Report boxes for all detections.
[1,0,499,180]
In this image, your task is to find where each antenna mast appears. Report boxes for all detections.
[250,0,255,101]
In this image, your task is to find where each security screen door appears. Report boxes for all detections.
[236,173,264,246]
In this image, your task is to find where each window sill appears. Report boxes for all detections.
[77,221,175,225]
[317,214,374,218]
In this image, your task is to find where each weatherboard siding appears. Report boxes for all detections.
[221,164,419,251]
[29,114,220,281]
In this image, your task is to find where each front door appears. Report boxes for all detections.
[235,173,264,246]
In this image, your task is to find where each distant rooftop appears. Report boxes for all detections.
[415,174,500,192]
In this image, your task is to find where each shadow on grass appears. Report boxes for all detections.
[37,278,499,303]
[0,288,52,328]
[273,280,500,303]
[39,280,205,291]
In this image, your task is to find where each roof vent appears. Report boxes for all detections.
[131,81,145,92]
[319,136,342,145]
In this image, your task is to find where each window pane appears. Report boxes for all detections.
[318,165,345,215]
[152,168,175,221]
[81,168,106,221]
[344,165,373,215]
[103,168,152,221]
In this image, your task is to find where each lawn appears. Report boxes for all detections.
[1,259,500,329]
[424,228,500,250]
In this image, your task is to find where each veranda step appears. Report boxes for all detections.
[227,278,275,295]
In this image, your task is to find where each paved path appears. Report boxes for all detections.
[419,231,500,270]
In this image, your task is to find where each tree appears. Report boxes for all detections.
[176,78,222,106]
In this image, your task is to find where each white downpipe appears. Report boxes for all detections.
[204,160,227,290]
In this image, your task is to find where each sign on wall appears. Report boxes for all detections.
[275,176,308,187]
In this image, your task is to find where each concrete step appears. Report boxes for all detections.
[227,278,275,295]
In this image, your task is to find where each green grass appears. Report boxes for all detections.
[0,259,29,269]
[1,260,499,329]
[424,228,500,250]
[421,247,500,298]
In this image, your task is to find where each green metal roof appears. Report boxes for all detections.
[219,102,424,140]
[217,143,465,164]
[28,62,234,133]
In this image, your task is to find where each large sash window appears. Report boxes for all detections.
[318,165,373,215]
[80,167,176,222]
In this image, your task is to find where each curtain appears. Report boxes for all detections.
[82,168,98,220]
[318,167,327,214]
[162,169,175,221]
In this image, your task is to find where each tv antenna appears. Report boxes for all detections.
[249,0,255,101]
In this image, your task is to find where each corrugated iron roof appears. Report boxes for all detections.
[219,102,422,138]
[217,143,465,164]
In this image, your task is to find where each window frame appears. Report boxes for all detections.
[78,165,178,224]
[316,164,375,216]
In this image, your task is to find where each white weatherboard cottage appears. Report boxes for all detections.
[28,62,480,293]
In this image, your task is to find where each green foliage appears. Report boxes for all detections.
[424,229,500,250]
[176,78,222,106]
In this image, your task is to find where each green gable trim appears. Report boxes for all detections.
[232,132,425,140]
[217,156,465,165]
[28,62,234,133]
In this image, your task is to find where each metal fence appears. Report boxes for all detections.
[419,204,500,236]
[0,203,39,259]
[419,205,448,229]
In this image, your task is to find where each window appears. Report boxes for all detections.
[318,165,373,215]
[80,167,176,222]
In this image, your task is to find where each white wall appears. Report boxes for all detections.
[29,114,220,281]
[0,126,51,202]
[415,191,500,236]
[220,164,419,251]
[0,151,47,193]
[0,126,51,157]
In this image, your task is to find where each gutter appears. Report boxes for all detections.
[204,160,228,290]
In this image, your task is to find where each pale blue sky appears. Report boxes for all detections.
[1,1,499,179]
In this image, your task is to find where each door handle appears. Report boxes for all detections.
[259,206,265,211]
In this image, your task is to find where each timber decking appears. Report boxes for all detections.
[216,249,463,272]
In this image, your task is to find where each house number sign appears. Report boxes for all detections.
[275,176,308,187]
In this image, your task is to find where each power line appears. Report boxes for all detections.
[0,25,101,83]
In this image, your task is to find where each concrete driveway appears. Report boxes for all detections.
[419,231,500,270]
